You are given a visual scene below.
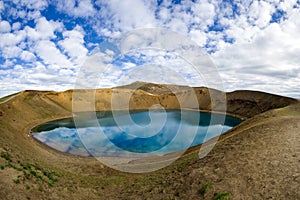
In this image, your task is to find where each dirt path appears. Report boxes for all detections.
[0,93,20,104]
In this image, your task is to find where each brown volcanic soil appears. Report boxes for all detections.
[0,83,299,199]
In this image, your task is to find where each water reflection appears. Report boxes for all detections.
[33,110,242,157]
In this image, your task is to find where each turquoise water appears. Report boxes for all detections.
[32,110,242,157]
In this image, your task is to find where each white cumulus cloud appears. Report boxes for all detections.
[34,40,73,68]
[212,8,300,96]
[58,25,88,65]
[0,20,11,33]
[95,0,157,35]
[26,17,63,41]
[20,50,36,62]
[55,0,96,17]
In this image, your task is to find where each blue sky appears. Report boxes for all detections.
[0,0,299,98]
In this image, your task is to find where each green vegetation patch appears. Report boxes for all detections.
[23,93,36,102]
[1,152,12,162]
[198,183,213,196]
[0,150,60,190]
[173,153,198,172]
[214,192,231,200]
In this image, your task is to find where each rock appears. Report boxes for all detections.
[0,111,3,116]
